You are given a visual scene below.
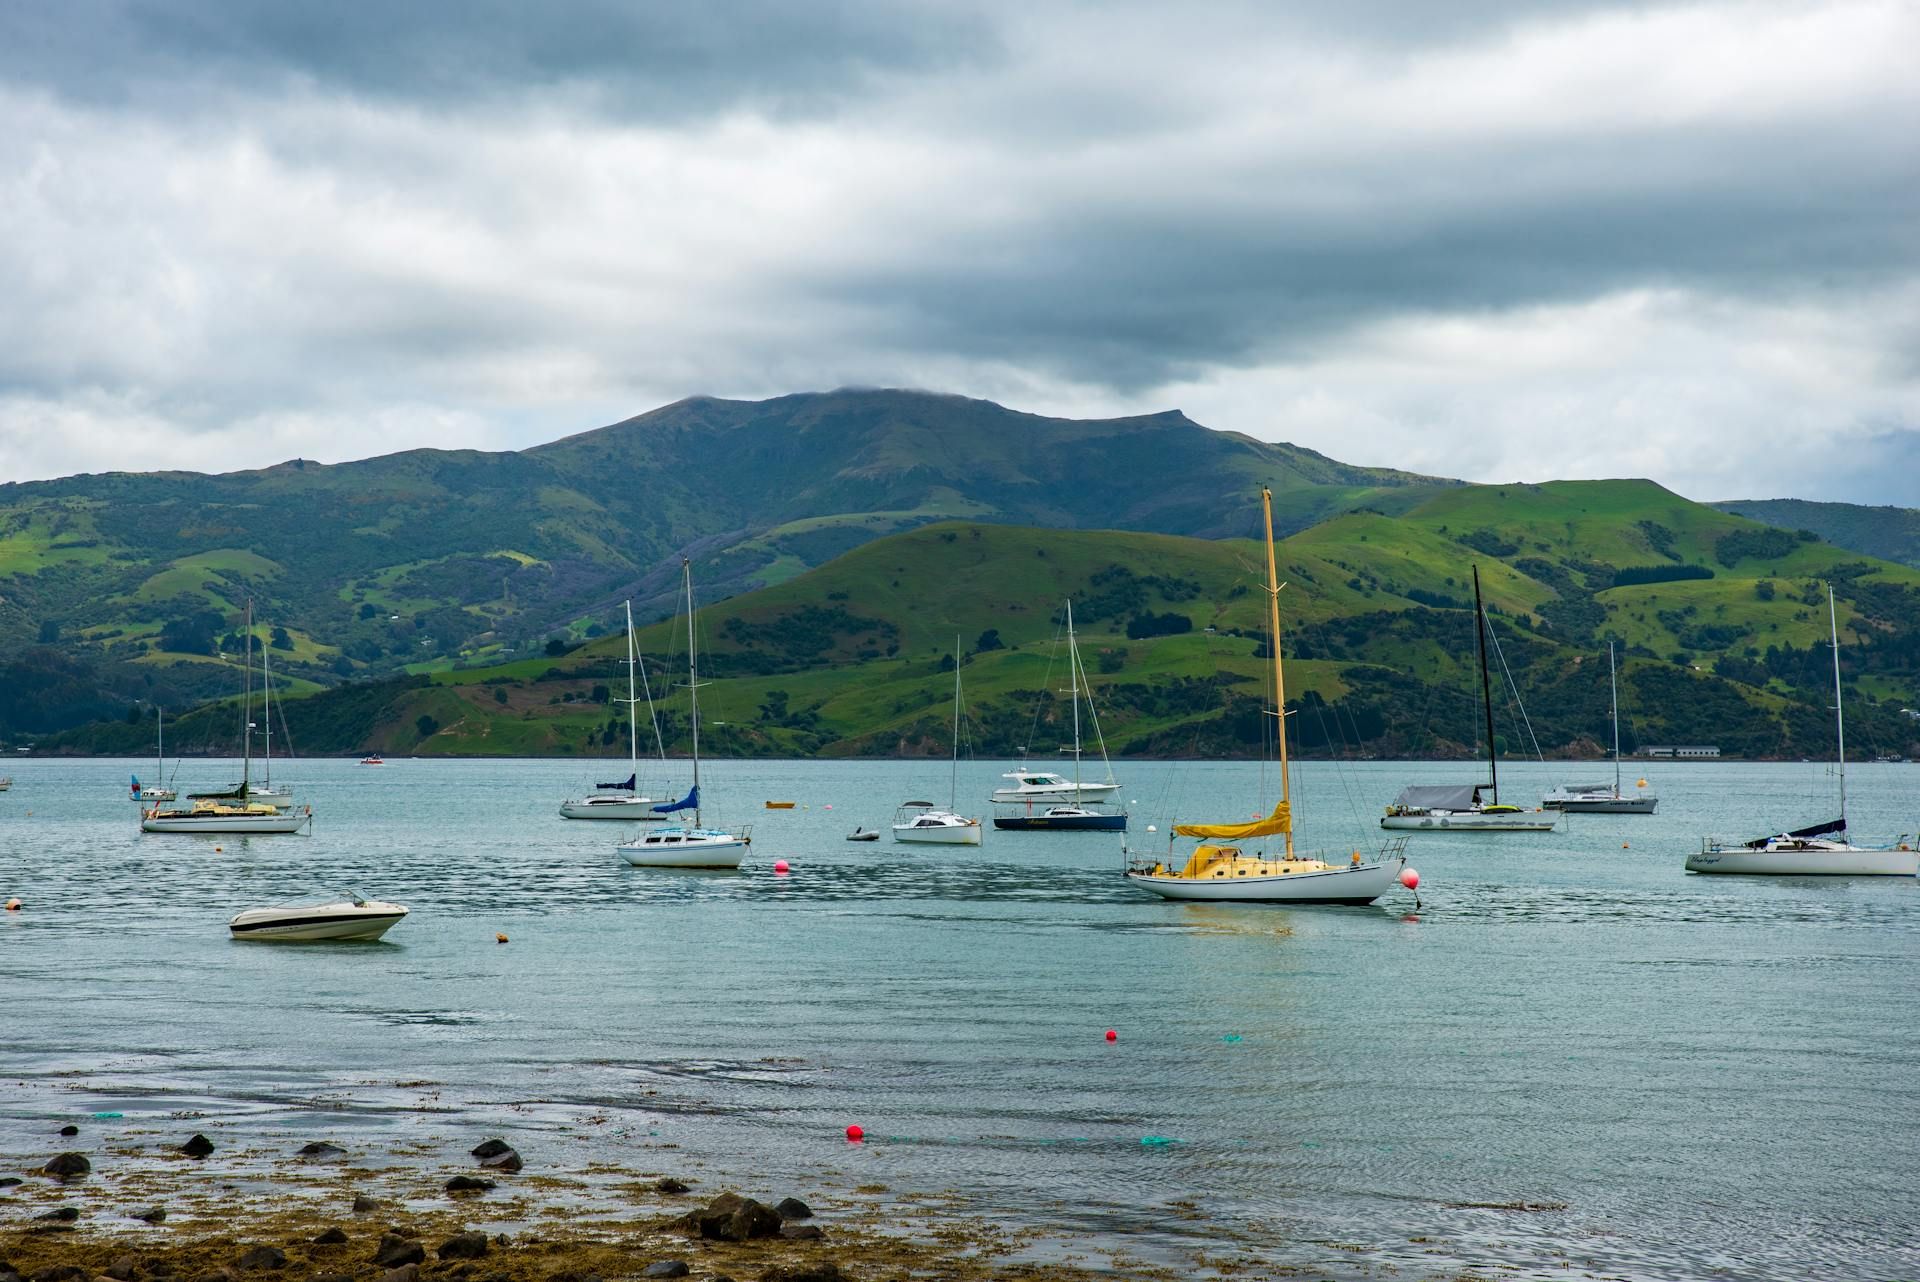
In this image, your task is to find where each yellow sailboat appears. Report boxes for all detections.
[1124,487,1413,904]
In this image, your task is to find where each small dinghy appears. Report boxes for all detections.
[228,898,409,942]
[845,826,880,842]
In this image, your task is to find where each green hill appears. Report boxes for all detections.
[43,480,1920,763]
[0,389,1449,735]
[1713,498,1920,569]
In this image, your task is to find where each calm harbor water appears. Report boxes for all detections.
[3,755,1917,1279]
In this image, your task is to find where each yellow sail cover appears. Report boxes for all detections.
[1173,801,1291,841]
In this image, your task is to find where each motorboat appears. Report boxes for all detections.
[845,827,881,842]
[615,559,751,869]
[994,804,1126,831]
[1688,586,1919,876]
[1382,566,1555,833]
[563,603,671,821]
[1126,487,1413,905]
[360,756,385,766]
[893,801,983,845]
[1543,643,1658,813]
[991,771,1119,804]
[228,898,408,942]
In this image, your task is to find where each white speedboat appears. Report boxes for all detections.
[991,771,1120,804]
[892,802,983,845]
[615,559,750,869]
[563,603,671,821]
[229,898,408,941]
[1687,586,1918,877]
[1126,487,1413,906]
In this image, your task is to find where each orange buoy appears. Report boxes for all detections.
[5,897,20,912]
[496,932,509,944]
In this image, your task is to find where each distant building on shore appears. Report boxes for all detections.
[1637,745,1721,759]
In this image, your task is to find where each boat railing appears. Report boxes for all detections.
[1377,836,1410,862]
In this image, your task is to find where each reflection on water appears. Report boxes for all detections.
[2,756,1918,1280]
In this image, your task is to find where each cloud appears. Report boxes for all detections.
[0,0,1915,505]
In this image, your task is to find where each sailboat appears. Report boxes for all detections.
[1687,586,1918,875]
[616,560,751,868]
[894,638,983,845]
[562,602,670,820]
[1381,566,1556,832]
[143,602,313,834]
[1543,643,1658,813]
[994,602,1125,831]
[1124,488,1411,904]
[247,639,297,810]
[131,705,177,802]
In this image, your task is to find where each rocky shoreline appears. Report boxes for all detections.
[0,1132,1203,1282]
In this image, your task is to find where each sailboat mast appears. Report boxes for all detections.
[684,559,700,825]
[1473,566,1497,805]
[950,633,962,810]
[1067,601,1082,791]
[241,600,253,796]
[1609,641,1621,795]
[625,600,638,774]
[261,639,273,788]
[1828,585,1845,824]
[1261,487,1294,859]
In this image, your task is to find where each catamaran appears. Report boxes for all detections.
[994,601,1125,831]
[1543,643,1658,814]
[1687,586,1917,876]
[616,559,750,868]
[894,638,983,845]
[1125,488,1411,904]
[1382,566,1555,832]
[143,602,313,835]
[562,602,670,820]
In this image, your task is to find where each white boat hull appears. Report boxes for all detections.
[893,821,983,845]
[1381,812,1555,831]
[229,901,407,941]
[560,795,665,820]
[1128,856,1406,904]
[1548,796,1658,814]
[1685,844,1918,876]
[142,806,312,834]
[617,829,749,868]
[991,781,1119,804]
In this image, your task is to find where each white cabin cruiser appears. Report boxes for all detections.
[991,771,1119,804]
[229,898,408,941]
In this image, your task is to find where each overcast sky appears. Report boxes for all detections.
[2,0,1915,502]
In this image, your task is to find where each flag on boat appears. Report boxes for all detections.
[130,774,141,793]
[654,785,699,814]
[597,772,637,791]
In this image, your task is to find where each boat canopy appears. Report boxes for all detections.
[1742,817,1845,848]
[1392,784,1482,810]
[598,772,637,791]
[1174,800,1291,841]
[654,785,699,814]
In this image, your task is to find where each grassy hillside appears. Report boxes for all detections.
[0,389,1450,736]
[1714,498,1920,569]
[42,481,1920,763]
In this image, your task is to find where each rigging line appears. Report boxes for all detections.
[1023,614,1065,766]
[1326,695,1373,838]
[635,646,668,767]
[1075,628,1117,784]
[1484,614,1545,762]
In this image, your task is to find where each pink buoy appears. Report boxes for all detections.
[1400,867,1420,890]
[1104,1028,1118,1042]
[773,860,790,874]
[845,1124,864,1142]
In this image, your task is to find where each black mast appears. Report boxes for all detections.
[1473,565,1497,805]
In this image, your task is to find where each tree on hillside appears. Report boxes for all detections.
[270,626,293,650]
